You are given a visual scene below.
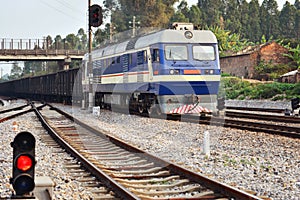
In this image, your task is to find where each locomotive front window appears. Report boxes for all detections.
[193,45,215,61]
[165,45,188,60]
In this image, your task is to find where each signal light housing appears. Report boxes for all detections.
[291,97,300,110]
[89,4,103,27]
[11,131,36,196]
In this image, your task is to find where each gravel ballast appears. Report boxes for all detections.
[1,100,299,199]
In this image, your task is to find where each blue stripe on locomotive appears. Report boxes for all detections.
[97,80,219,96]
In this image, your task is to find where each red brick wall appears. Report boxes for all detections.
[220,53,257,79]
[259,42,290,65]
[220,42,290,80]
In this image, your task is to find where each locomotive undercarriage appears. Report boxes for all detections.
[94,92,160,115]
[93,91,218,116]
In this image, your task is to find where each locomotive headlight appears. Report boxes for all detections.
[170,69,179,75]
[205,69,214,74]
[184,31,193,39]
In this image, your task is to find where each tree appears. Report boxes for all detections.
[23,61,43,76]
[295,0,300,40]
[109,0,177,30]
[239,0,249,39]
[77,28,87,50]
[94,24,110,45]
[170,0,189,23]
[260,0,280,40]
[295,0,300,9]
[198,0,225,27]
[64,34,79,50]
[225,0,242,34]
[246,0,261,42]
[10,63,22,80]
[188,5,202,25]
[279,1,297,39]
[209,26,250,56]
[53,35,63,49]
[283,44,300,69]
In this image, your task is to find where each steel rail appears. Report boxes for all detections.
[225,111,300,124]
[225,106,285,113]
[0,104,30,114]
[45,103,262,200]
[32,104,140,200]
[186,115,300,139]
[0,107,33,123]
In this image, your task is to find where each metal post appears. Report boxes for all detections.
[88,0,94,111]
[132,16,136,37]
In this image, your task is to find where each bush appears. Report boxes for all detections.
[220,77,298,100]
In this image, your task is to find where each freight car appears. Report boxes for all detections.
[0,68,82,104]
[82,23,221,115]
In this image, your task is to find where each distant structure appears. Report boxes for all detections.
[279,69,300,83]
[220,42,290,80]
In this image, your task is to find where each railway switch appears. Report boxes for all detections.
[10,131,36,197]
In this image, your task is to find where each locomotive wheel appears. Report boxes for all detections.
[138,105,144,114]
[147,104,161,117]
[100,96,105,109]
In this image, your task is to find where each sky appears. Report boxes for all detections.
[0,0,296,76]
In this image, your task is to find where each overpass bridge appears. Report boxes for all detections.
[0,38,86,61]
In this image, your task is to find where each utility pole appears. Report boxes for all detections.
[129,16,140,37]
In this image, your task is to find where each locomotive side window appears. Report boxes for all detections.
[193,45,215,61]
[165,45,188,60]
[152,49,160,62]
[137,50,147,65]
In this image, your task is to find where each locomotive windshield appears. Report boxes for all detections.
[165,45,188,60]
[193,45,215,61]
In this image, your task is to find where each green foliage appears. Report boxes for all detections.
[221,77,300,100]
[254,61,293,79]
[283,44,300,68]
[208,26,250,56]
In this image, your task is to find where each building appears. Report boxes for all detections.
[220,42,291,80]
[279,69,300,83]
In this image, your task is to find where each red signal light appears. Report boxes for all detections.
[16,155,33,172]
[93,13,99,18]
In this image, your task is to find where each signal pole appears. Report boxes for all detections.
[87,1,102,111]
[88,0,93,112]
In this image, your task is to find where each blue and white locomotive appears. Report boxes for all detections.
[82,23,221,115]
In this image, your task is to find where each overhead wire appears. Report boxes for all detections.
[39,0,86,23]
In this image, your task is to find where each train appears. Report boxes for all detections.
[82,23,221,115]
[0,23,223,116]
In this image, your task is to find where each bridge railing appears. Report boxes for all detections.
[0,38,49,50]
[0,38,87,58]
[0,38,87,51]
[0,49,86,56]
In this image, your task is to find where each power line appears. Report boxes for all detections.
[40,0,85,23]
[53,0,84,14]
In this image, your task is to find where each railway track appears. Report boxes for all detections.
[32,103,263,200]
[225,106,286,113]
[179,115,300,139]
[225,110,300,124]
